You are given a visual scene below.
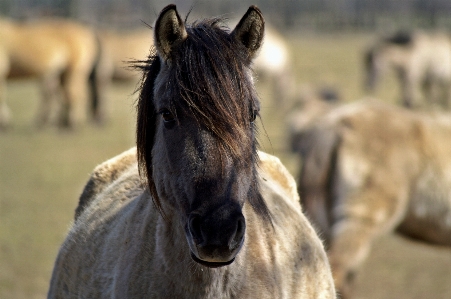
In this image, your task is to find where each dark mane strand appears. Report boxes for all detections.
[136,50,165,216]
[171,19,257,165]
[385,31,413,46]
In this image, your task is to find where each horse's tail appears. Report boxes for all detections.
[89,31,104,125]
[294,124,340,247]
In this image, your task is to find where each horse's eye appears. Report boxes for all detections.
[160,109,175,123]
[250,109,258,123]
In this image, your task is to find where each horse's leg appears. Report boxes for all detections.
[60,71,88,128]
[0,52,11,129]
[439,78,451,109]
[36,73,61,128]
[399,70,421,108]
[421,75,434,106]
[89,66,110,125]
[328,189,406,299]
[0,77,11,129]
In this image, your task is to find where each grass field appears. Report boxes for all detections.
[1,33,450,299]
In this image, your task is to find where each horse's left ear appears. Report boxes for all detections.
[231,6,265,60]
[154,4,188,63]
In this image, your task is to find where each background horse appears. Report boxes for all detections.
[0,17,100,129]
[364,31,451,109]
[289,98,451,298]
[48,5,335,298]
[253,26,295,106]
[91,28,152,123]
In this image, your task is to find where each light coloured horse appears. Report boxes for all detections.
[91,28,152,123]
[0,17,100,129]
[365,31,451,109]
[254,26,295,105]
[289,98,451,298]
[48,5,336,298]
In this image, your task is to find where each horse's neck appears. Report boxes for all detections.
[152,208,246,297]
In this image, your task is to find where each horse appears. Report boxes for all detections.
[47,5,336,298]
[253,26,295,105]
[364,31,451,109]
[0,17,100,129]
[91,28,152,123]
[289,98,451,298]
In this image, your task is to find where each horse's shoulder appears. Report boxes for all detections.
[75,147,138,219]
[257,151,299,204]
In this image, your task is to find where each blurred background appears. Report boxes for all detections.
[1,1,450,298]
[2,0,451,31]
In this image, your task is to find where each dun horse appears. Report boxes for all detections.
[92,28,152,122]
[364,31,451,109]
[0,18,99,128]
[48,5,335,298]
[290,98,451,298]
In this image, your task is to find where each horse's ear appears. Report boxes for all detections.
[154,4,188,62]
[231,6,265,60]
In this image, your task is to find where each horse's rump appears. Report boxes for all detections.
[97,29,152,80]
[0,17,100,128]
[292,98,451,298]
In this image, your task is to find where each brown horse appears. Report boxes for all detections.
[365,31,451,109]
[48,5,335,298]
[289,98,451,298]
[0,17,100,128]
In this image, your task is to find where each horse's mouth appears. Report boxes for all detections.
[190,253,235,268]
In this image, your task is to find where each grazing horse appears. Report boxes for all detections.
[48,5,336,299]
[289,98,451,299]
[0,18,99,128]
[364,31,451,109]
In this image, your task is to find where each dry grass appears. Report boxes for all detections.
[0,33,450,299]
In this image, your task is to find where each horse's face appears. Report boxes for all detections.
[137,5,270,268]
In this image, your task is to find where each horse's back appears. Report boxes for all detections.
[299,99,451,245]
[48,148,149,298]
[75,147,138,219]
[97,29,151,80]
[1,18,97,77]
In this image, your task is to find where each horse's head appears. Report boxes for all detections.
[137,5,271,268]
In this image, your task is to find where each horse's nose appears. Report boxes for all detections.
[188,204,245,263]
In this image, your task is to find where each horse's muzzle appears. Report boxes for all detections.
[185,206,246,267]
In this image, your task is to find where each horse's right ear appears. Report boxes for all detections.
[154,4,188,63]
[231,6,265,60]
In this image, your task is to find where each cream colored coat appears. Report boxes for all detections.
[48,148,336,298]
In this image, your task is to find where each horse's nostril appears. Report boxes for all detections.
[189,214,203,242]
[230,216,245,249]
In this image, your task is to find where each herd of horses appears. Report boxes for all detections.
[2,4,448,299]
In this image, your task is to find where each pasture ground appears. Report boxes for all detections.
[0,33,450,299]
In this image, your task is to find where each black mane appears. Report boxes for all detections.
[385,31,413,46]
